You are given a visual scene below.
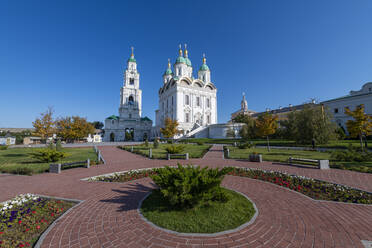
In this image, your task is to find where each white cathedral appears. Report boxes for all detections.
[103,48,152,142]
[152,45,218,138]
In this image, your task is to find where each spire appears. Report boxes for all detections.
[164,58,173,75]
[199,53,209,71]
[241,92,248,111]
[178,44,183,57]
[184,44,188,58]
[128,46,136,63]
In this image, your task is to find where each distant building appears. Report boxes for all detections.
[230,93,256,121]
[321,82,372,130]
[23,136,42,145]
[0,134,16,145]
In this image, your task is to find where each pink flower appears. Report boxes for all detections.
[36,225,40,229]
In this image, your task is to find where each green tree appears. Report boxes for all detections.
[255,113,278,151]
[56,116,95,142]
[90,121,104,129]
[345,104,372,152]
[32,107,55,143]
[160,118,180,141]
[291,105,337,145]
[233,114,256,140]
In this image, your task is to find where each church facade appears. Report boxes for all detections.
[103,49,152,142]
[153,45,217,138]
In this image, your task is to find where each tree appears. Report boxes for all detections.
[56,116,95,142]
[255,113,278,151]
[233,114,256,140]
[32,107,55,143]
[91,121,104,129]
[345,104,372,152]
[160,118,180,140]
[291,105,337,145]
[125,131,132,141]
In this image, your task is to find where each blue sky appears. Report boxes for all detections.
[1,0,372,128]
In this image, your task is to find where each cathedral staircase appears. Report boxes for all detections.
[182,124,208,138]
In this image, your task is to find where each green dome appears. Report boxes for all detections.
[175,56,186,64]
[173,76,179,81]
[199,64,210,71]
[164,68,173,75]
[107,115,119,120]
[128,57,136,63]
[185,57,192,66]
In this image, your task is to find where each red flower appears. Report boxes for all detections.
[18,220,22,224]
[32,211,36,214]
[51,213,54,216]
[19,244,25,247]
[0,231,3,234]
[36,225,40,229]
[25,228,30,232]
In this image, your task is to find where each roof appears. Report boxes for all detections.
[106,115,119,120]
[175,56,186,64]
[128,57,136,63]
[321,92,372,103]
[185,57,192,66]
[199,64,210,71]
[164,68,173,75]
[141,116,152,122]
[252,103,318,117]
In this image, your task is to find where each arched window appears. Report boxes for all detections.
[203,75,206,82]
[128,95,134,105]
[110,133,115,142]
[129,78,134,85]
[185,95,190,105]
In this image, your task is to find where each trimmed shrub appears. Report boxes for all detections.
[238,142,254,149]
[144,139,149,147]
[150,164,233,208]
[31,149,67,162]
[0,145,8,150]
[330,145,372,162]
[153,138,159,149]
[165,145,185,154]
[196,141,204,146]
[47,142,56,150]
[56,140,62,151]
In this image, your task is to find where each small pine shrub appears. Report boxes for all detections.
[153,138,159,149]
[165,145,185,154]
[150,164,233,208]
[56,140,62,151]
[31,148,67,162]
[0,145,8,150]
[47,142,56,150]
[144,139,149,147]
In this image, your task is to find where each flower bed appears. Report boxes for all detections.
[86,166,372,205]
[0,194,75,247]
[227,167,372,204]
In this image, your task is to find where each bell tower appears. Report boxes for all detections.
[119,47,142,119]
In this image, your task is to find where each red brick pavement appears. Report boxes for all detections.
[1,145,371,247]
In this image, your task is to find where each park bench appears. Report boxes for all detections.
[50,159,91,174]
[288,157,330,169]
[167,153,189,160]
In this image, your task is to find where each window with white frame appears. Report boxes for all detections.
[206,98,210,108]
[196,96,200,107]
[207,115,210,124]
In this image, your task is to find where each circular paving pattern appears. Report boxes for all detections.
[1,145,371,248]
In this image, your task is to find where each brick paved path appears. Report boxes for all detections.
[1,145,372,247]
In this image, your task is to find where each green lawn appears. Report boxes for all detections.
[227,146,372,173]
[140,188,255,233]
[121,143,212,159]
[181,138,365,149]
[0,147,98,175]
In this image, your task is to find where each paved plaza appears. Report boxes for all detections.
[1,146,372,248]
